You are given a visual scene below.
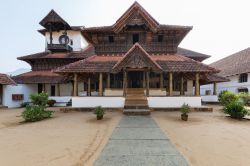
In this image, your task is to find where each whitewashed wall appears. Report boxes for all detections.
[201,95,218,102]
[48,96,72,107]
[72,97,125,108]
[201,73,250,95]
[148,97,202,108]
[2,84,37,108]
[45,30,87,51]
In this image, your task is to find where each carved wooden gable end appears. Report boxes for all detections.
[112,44,162,73]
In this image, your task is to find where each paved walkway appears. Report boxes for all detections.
[94,116,189,166]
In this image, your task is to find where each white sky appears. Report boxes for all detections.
[0,0,249,73]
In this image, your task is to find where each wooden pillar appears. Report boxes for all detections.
[169,72,173,96]
[143,72,146,88]
[195,73,200,96]
[87,77,91,96]
[57,84,60,96]
[160,73,164,89]
[180,75,184,95]
[123,71,127,96]
[146,71,149,96]
[0,84,3,105]
[213,82,217,95]
[73,73,78,96]
[43,83,46,93]
[107,73,110,89]
[99,73,103,96]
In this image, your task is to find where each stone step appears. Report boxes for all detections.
[124,105,149,109]
[123,109,150,115]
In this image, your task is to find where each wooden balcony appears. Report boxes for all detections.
[47,44,73,52]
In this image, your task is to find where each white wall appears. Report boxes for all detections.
[2,84,37,108]
[148,97,202,108]
[48,96,72,107]
[72,97,125,108]
[201,73,250,95]
[45,30,87,51]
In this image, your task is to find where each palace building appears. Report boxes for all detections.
[4,2,226,108]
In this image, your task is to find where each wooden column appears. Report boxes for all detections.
[73,73,78,96]
[57,84,60,96]
[107,73,110,89]
[43,83,46,93]
[0,84,2,105]
[180,75,184,95]
[213,82,217,95]
[87,77,91,96]
[143,72,146,88]
[123,71,127,96]
[146,71,149,96]
[99,73,103,96]
[195,73,200,96]
[160,73,164,89]
[169,72,173,96]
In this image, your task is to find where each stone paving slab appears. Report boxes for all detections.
[99,140,179,156]
[111,127,168,140]
[94,155,188,166]
[94,116,189,166]
[117,116,158,128]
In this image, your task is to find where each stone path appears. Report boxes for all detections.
[94,116,189,166]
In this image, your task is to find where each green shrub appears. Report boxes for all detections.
[224,101,249,119]
[47,99,56,107]
[218,91,239,106]
[21,105,53,122]
[237,92,250,105]
[94,106,105,116]
[29,92,48,107]
[180,103,191,115]
[20,102,29,108]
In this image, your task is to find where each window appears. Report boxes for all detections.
[108,36,114,43]
[38,84,43,93]
[158,35,163,42]
[238,88,248,93]
[133,34,139,44]
[51,85,56,96]
[205,90,211,95]
[70,39,73,45]
[239,73,248,83]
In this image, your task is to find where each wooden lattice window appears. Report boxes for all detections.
[239,73,248,83]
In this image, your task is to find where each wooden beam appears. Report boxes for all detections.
[146,71,149,96]
[160,73,163,89]
[123,70,127,97]
[99,73,103,96]
[180,75,184,95]
[87,77,91,96]
[107,73,110,88]
[57,84,60,96]
[143,72,146,88]
[213,82,217,95]
[195,73,200,96]
[169,72,173,96]
[73,73,78,96]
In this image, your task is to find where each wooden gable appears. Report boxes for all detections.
[112,2,159,33]
[112,43,162,73]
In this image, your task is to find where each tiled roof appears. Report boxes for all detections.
[18,45,95,60]
[12,71,68,84]
[177,48,210,61]
[210,47,250,77]
[55,45,218,74]
[0,74,16,85]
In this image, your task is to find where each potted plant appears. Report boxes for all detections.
[180,103,191,121]
[94,106,105,120]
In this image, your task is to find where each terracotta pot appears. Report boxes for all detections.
[181,114,188,121]
[97,115,103,120]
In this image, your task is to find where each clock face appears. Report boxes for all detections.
[59,35,70,44]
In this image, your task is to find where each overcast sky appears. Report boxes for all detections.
[0,0,249,73]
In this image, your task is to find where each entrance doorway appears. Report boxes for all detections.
[128,71,144,88]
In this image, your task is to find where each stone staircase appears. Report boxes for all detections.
[123,88,150,115]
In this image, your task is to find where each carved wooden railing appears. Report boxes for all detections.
[47,44,73,52]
